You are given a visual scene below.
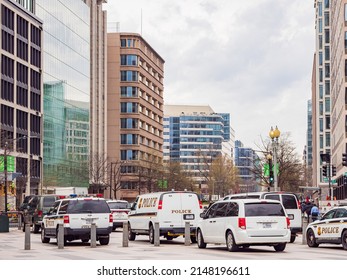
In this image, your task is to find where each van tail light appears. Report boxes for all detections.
[109,214,113,223]
[158,200,163,210]
[37,210,43,218]
[63,215,69,224]
[199,200,202,209]
[238,218,246,229]
[286,217,290,228]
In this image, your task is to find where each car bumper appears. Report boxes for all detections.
[160,227,197,236]
[290,227,302,234]
[235,230,291,244]
[113,221,127,227]
[65,226,112,236]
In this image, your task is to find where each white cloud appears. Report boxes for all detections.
[105,0,314,153]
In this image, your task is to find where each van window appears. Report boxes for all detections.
[281,195,298,209]
[245,203,285,217]
[226,202,238,217]
[215,202,228,218]
[263,194,280,201]
[205,203,218,218]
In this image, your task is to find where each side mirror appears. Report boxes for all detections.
[130,204,136,211]
[200,212,206,219]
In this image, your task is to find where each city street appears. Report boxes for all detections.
[0,227,346,260]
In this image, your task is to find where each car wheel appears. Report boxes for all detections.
[341,230,347,250]
[99,235,110,245]
[166,236,174,241]
[274,243,286,252]
[306,229,319,248]
[197,229,207,249]
[41,227,50,243]
[81,239,89,243]
[290,234,296,243]
[149,224,155,244]
[128,223,136,241]
[33,224,40,234]
[226,231,238,252]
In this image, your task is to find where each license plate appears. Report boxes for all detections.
[263,223,272,228]
[288,214,294,220]
[184,214,195,220]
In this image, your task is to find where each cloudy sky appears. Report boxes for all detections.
[105,0,314,153]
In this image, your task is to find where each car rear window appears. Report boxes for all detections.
[245,203,285,217]
[108,201,129,209]
[227,195,261,200]
[43,196,57,207]
[281,195,298,209]
[66,200,110,214]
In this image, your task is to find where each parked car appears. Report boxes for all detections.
[196,199,291,252]
[107,200,131,230]
[41,197,112,245]
[306,206,347,250]
[128,191,203,243]
[20,195,61,233]
[222,191,302,243]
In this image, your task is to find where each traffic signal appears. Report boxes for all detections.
[343,153,347,166]
[322,165,327,177]
[332,165,336,176]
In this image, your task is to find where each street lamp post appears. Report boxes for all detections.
[269,126,281,192]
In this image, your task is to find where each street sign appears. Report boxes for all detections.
[0,156,15,172]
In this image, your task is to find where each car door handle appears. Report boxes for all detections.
[209,221,216,223]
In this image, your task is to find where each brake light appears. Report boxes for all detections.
[238,218,246,229]
[63,215,69,224]
[286,217,290,228]
[158,200,163,210]
[37,210,43,218]
[109,214,113,223]
[199,200,203,209]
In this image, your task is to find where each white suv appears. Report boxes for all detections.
[196,199,291,252]
[107,200,131,231]
[41,197,113,245]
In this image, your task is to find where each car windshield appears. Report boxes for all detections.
[66,200,110,214]
[245,203,285,217]
[108,201,129,209]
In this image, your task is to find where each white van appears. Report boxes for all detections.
[222,191,302,243]
[128,191,203,243]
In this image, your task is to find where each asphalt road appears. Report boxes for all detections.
[0,227,346,260]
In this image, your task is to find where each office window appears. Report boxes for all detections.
[324,0,329,9]
[121,55,137,66]
[325,81,330,95]
[324,29,329,44]
[325,46,330,60]
[325,132,330,147]
[325,63,330,78]
[121,39,126,47]
[318,19,322,33]
[325,97,330,112]
[319,35,322,50]
[325,115,330,129]
[121,71,138,82]
[324,12,329,26]
[319,85,323,99]
[1,79,14,102]
[120,86,138,97]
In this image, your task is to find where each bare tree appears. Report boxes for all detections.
[163,161,195,191]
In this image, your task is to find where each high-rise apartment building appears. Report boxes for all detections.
[0,0,43,209]
[107,33,164,201]
[163,105,234,196]
[312,0,331,192]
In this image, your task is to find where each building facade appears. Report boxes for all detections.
[163,105,234,196]
[312,0,331,193]
[107,33,164,201]
[0,0,43,209]
[234,140,259,193]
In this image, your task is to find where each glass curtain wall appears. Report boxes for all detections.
[36,0,90,188]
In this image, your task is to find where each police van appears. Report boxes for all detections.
[306,206,347,250]
[128,191,203,243]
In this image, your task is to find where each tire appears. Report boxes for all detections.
[149,224,155,244]
[306,229,319,248]
[41,227,50,243]
[341,230,347,250]
[33,224,40,234]
[99,235,110,245]
[274,243,286,252]
[226,231,238,252]
[81,239,89,243]
[197,229,207,249]
[290,234,296,243]
[190,236,197,243]
[128,223,136,241]
[166,236,174,241]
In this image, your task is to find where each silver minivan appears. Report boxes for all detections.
[223,191,302,243]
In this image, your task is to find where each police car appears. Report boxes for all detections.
[41,197,113,245]
[306,206,347,250]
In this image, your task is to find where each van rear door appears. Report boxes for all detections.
[160,192,201,228]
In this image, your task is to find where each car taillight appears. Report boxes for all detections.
[199,200,202,209]
[63,215,69,224]
[37,210,43,218]
[286,217,290,228]
[238,218,246,229]
[158,200,163,210]
[109,214,113,223]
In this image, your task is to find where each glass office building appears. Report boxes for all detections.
[36,0,90,188]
